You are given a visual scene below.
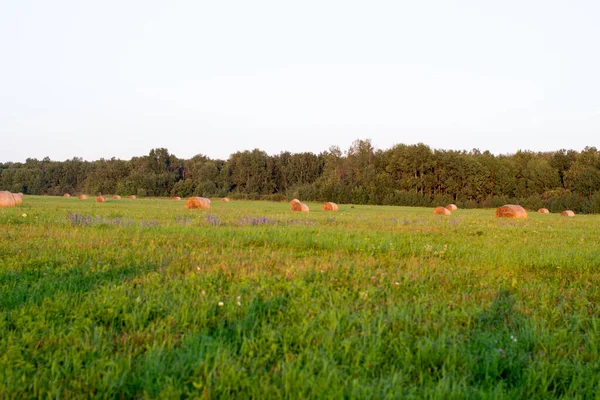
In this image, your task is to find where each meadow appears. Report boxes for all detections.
[1,196,599,399]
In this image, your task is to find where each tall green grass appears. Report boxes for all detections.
[1,196,599,398]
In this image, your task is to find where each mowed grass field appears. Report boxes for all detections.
[1,196,600,399]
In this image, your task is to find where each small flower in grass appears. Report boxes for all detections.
[22,213,27,217]
[237,301,241,306]
[394,281,400,286]
[510,335,517,343]
[218,302,224,307]
[201,290,206,296]
[498,348,506,358]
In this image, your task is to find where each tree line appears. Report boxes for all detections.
[2,140,600,213]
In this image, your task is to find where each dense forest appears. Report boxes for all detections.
[2,140,600,213]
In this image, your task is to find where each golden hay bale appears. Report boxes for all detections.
[12,194,23,205]
[17,193,23,198]
[128,195,136,199]
[172,196,182,201]
[96,196,107,203]
[78,195,88,200]
[537,208,550,214]
[63,193,71,198]
[561,210,575,217]
[290,199,300,205]
[322,202,339,211]
[433,206,451,216]
[0,191,16,207]
[221,197,230,202]
[291,201,309,212]
[185,197,211,209]
[495,204,528,219]
[445,204,458,211]
[112,195,121,200]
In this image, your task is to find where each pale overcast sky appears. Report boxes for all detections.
[1,0,599,162]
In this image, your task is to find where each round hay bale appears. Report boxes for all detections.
[63,193,71,198]
[291,201,309,212]
[185,197,211,209]
[290,199,300,205]
[172,196,182,201]
[96,196,107,203]
[112,195,121,200]
[495,204,528,219]
[322,202,339,211]
[16,193,23,198]
[445,204,458,211]
[537,208,550,214]
[128,195,136,199]
[433,206,451,216]
[221,197,230,202]
[0,191,16,207]
[561,210,575,217]
[12,194,23,205]
[78,195,88,200]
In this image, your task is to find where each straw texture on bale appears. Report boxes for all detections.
[172,196,182,201]
[537,208,550,214]
[185,197,211,209]
[445,204,458,211]
[221,197,230,202]
[495,204,528,219]
[0,191,16,207]
[63,193,71,198]
[12,194,23,205]
[112,195,121,200]
[561,210,575,217]
[96,196,107,203]
[78,195,88,200]
[128,195,136,199]
[322,202,339,211]
[291,201,310,212]
[433,206,451,216]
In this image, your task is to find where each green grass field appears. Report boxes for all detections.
[1,196,599,398]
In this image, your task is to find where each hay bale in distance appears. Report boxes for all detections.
[112,195,121,200]
[322,202,339,211]
[128,195,136,199]
[290,199,300,205]
[495,204,528,219]
[0,191,16,207]
[63,193,71,198]
[96,196,107,203]
[434,206,451,216]
[537,208,550,214]
[221,197,230,202]
[172,196,182,201]
[561,210,575,217]
[12,194,23,205]
[185,197,211,209]
[445,204,458,211]
[291,201,309,212]
[78,195,88,200]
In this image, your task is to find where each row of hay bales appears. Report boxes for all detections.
[66,194,137,200]
[289,199,340,212]
[433,203,576,218]
[0,191,23,207]
[3,193,578,218]
[494,205,576,218]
